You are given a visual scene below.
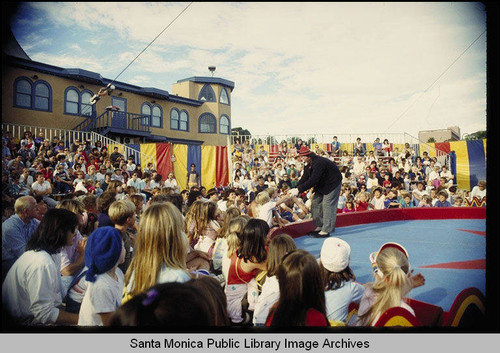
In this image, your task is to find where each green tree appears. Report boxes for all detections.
[231,127,251,136]
[231,127,252,143]
[464,130,487,140]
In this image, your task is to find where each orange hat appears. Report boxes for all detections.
[298,145,313,156]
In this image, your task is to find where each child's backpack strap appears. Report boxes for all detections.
[64,269,88,313]
[66,269,88,296]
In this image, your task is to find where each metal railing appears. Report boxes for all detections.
[2,122,156,168]
[73,110,151,135]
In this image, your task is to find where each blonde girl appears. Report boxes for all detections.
[183,200,212,273]
[355,191,370,211]
[356,242,425,326]
[225,218,268,324]
[218,206,241,238]
[193,201,221,256]
[212,207,241,273]
[184,200,205,248]
[220,215,249,281]
[106,180,125,199]
[123,202,190,301]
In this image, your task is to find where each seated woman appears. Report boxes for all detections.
[2,208,80,326]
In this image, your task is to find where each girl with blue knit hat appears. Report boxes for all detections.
[78,226,125,326]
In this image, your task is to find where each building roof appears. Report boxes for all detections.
[176,76,235,92]
[2,26,31,60]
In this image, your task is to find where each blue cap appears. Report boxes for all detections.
[84,226,122,282]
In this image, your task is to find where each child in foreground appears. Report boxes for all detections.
[356,242,425,326]
[225,218,269,325]
[78,226,125,326]
[253,233,297,325]
[266,249,329,326]
[320,237,365,323]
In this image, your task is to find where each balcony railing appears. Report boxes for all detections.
[73,109,151,136]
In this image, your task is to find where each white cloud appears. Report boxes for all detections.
[12,2,487,138]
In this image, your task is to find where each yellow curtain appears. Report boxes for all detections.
[201,145,217,190]
[449,141,470,191]
[173,144,188,191]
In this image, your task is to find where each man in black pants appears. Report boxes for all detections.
[290,145,342,238]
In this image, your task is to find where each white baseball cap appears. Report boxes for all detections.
[320,237,351,272]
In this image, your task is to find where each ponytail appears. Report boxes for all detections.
[357,247,412,326]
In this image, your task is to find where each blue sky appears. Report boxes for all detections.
[8,2,487,139]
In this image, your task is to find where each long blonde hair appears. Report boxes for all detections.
[184,200,204,244]
[124,202,188,297]
[357,247,413,326]
[218,206,241,238]
[194,201,218,241]
[225,216,249,259]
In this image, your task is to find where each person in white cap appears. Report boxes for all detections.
[319,237,365,322]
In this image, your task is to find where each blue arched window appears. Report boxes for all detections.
[64,87,94,116]
[80,90,94,116]
[14,78,32,108]
[34,81,50,111]
[141,103,151,126]
[141,103,163,127]
[199,113,217,133]
[219,87,230,105]
[151,105,163,128]
[179,110,189,131]
[198,84,216,102]
[14,77,52,111]
[170,108,189,131]
[65,88,79,115]
[170,108,179,129]
[220,114,230,135]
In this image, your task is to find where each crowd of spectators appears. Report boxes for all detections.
[230,136,486,213]
[1,130,486,328]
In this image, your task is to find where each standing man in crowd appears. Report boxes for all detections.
[331,136,341,156]
[187,163,201,189]
[290,145,342,238]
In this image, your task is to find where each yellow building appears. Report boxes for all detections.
[2,30,234,147]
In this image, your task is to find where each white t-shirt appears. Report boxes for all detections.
[371,195,386,210]
[258,201,277,228]
[367,178,379,191]
[31,180,51,194]
[95,172,106,182]
[2,250,63,325]
[253,275,280,325]
[194,236,216,254]
[164,178,179,191]
[470,185,486,200]
[78,269,124,326]
[221,249,232,283]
